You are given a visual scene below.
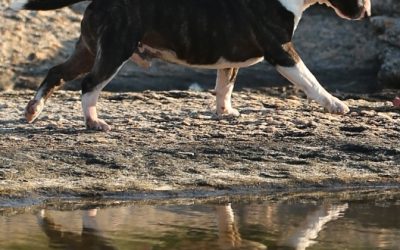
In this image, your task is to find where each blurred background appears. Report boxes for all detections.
[0,0,399,93]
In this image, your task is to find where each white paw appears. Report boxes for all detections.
[323,96,350,114]
[86,119,111,132]
[25,99,45,123]
[216,107,240,117]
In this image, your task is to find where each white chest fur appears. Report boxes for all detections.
[278,0,304,31]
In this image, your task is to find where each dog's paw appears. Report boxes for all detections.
[216,108,240,118]
[25,99,45,123]
[86,119,111,132]
[324,97,350,114]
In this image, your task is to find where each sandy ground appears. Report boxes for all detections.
[0,88,399,199]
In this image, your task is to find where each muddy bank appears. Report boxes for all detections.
[0,89,399,199]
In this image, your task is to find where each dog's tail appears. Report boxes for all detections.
[10,0,88,11]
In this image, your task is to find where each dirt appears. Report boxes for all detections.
[0,0,81,91]
[0,88,399,199]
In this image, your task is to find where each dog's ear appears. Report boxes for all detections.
[327,0,370,20]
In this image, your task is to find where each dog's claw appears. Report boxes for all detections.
[25,99,45,123]
[86,119,111,132]
[324,97,350,114]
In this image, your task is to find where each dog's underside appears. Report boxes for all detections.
[12,0,371,131]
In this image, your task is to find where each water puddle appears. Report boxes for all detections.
[1,190,400,249]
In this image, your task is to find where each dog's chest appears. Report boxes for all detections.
[278,0,304,30]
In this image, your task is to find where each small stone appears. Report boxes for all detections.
[376,113,392,120]
[360,110,376,117]
[177,151,195,157]
[182,119,191,126]
[7,136,23,141]
[264,126,277,133]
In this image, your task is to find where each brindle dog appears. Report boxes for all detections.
[11,0,371,131]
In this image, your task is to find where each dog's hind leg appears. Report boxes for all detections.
[25,37,95,123]
[80,29,137,132]
[266,43,350,114]
[215,68,240,117]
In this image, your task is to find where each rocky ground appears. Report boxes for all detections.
[0,88,399,199]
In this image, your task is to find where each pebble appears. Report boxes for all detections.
[360,110,376,117]
[376,113,392,120]
[182,119,192,126]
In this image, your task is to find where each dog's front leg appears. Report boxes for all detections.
[276,60,350,114]
[25,38,95,123]
[215,68,240,117]
[272,43,350,114]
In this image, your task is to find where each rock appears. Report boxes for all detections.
[371,16,400,88]
[370,16,400,48]
[378,47,400,88]
[372,0,400,16]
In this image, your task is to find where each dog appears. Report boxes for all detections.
[11,0,371,131]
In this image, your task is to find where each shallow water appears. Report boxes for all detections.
[1,194,400,250]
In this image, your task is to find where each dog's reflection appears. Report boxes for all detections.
[216,205,241,248]
[37,209,116,250]
[280,203,349,250]
[216,204,266,250]
[216,203,348,250]
[37,203,348,250]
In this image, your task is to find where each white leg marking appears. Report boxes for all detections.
[215,69,240,117]
[10,0,28,11]
[278,0,304,31]
[282,204,348,250]
[82,89,102,124]
[82,63,126,131]
[216,204,242,248]
[25,88,46,123]
[82,83,111,132]
[82,209,99,231]
[276,60,350,114]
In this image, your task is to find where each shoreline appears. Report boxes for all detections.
[1,89,399,201]
[1,186,399,212]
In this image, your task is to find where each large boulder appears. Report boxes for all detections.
[370,10,400,88]
[372,0,400,16]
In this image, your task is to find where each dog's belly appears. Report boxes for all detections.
[139,44,264,69]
